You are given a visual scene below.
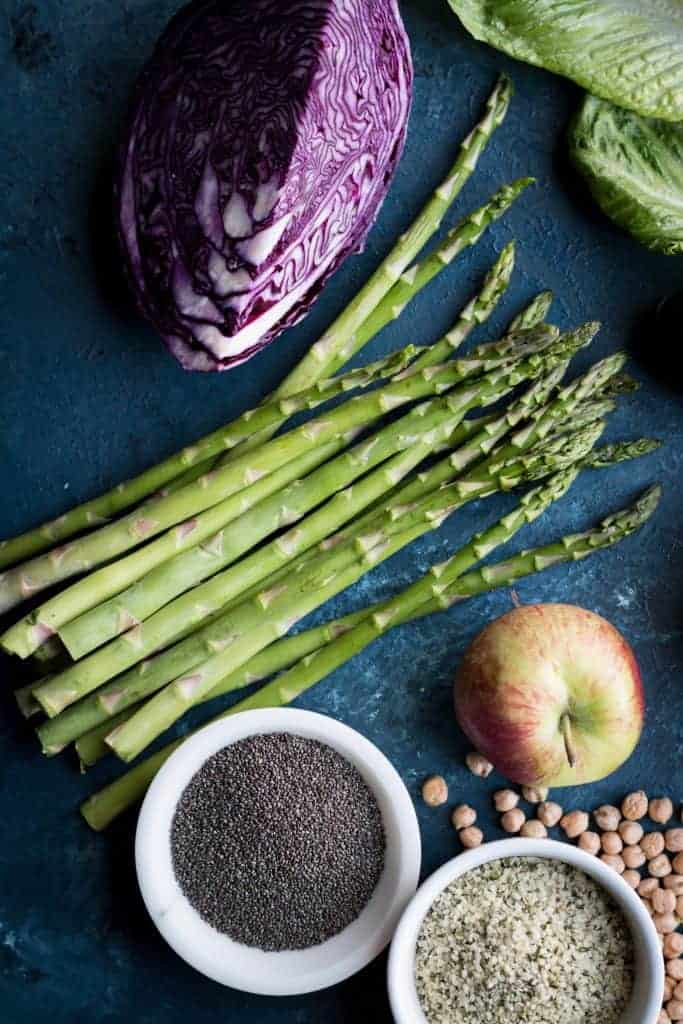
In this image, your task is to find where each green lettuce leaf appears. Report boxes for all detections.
[448,0,683,122]
[569,94,683,255]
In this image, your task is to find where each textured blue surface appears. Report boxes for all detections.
[1,2,682,1021]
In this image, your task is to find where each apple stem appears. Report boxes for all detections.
[561,714,577,768]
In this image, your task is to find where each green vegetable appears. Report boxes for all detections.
[79,483,661,831]
[569,94,683,255]
[447,1,683,122]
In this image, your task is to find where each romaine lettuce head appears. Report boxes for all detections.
[570,94,683,255]
[448,0,683,122]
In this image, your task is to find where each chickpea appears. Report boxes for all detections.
[622,790,648,821]
[493,789,519,813]
[465,752,493,778]
[664,934,683,959]
[451,804,477,830]
[601,853,625,874]
[619,820,644,845]
[561,810,589,839]
[639,877,661,898]
[422,775,448,806]
[641,897,654,917]
[641,832,666,859]
[578,831,601,855]
[522,785,549,804]
[594,804,621,831]
[537,801,563,828]
[675,982,683,1002]
[650,798,674,824]
[622,869,640,890]
[664,876,683,895]
[677,896,683,919]
[623,845,646,870]
[601,831,623,855]
[666,829,683,853]
[667,999,683,1021]
[653,888,678,915]
[665,977,676,1000]
[650,854,673,878]
[655,914,679,935]
[501,808,526,834]
[674,854,683,874]
[659,1010,672,1024]
[520,819,547,839]
[460,826,484,849]
[669,959,683,982]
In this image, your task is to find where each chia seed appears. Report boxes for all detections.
[170,732,386,951]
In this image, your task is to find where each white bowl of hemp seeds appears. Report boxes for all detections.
[388,838,664,1024]
[135,707,421,994]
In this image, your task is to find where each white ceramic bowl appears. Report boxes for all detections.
[135,707,421,995]
[388,838,664,1024]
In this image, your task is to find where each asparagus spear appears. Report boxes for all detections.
[325,185,527,375]
[80,483,660,831]
[32,329,591,716]
[3,328,556,659]
[508,291,554,332]
[278,76,513,394]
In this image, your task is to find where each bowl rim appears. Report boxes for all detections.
[135,706,421,995]
[387,837,664,1024]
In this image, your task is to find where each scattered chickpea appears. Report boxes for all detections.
[622,869,640,890]
[493,789,519,813]
[577,831,601,855]
[668,959,683,982]
[665,934,683,959]
[667,999,683,1021]
[501,808,526,834]
[600,853,625,874]
[677,896,683,919]
[642,832,666,859]
[655,913,679,935]
[537,801,563,828]
[665,977,676,1000]
[623,845,646,870]
[451,804,477,830]
[619,820,644,845]
[622,790,648,821]
[422,775,448,806]
[664,876,683,895]
[459,826,484,849]
[560,810,589,839]
[675,982,683,1002]
[594,805,621,831]
[465,752,493,778]
[639,877,661,898]
[674,854,683,874]
[520,819,547,839]
[601,831,623,855]
[650,854,673,878]
[641,897,654,917]
[521,785,549,804]
[666,829,683,853]
[653,888,678,915]
[650,797,674,824]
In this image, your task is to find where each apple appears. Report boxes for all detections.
[454,603,644,788]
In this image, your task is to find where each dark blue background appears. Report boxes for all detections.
[1,2,682,1021]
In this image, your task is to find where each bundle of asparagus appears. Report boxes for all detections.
[0,76,662,832]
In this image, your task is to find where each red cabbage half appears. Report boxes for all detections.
[117,0,413,372]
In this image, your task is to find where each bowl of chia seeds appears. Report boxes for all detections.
[135,708,421,994]
[388,838,664,1024]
